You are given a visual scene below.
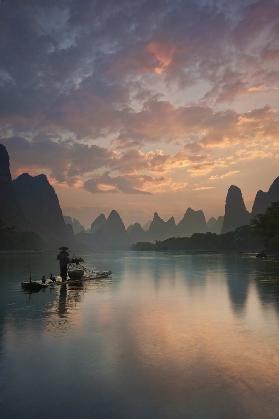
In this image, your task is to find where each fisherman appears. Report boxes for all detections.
[57,247,70,282]
[50,273,56,283]
[41,275,46,284]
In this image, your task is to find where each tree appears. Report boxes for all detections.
[0,219,16,232]
[0,218,43,250]
[251,202,279,251]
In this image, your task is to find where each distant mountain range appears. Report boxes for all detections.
[78,177,279,249]
[77,208,219,249]
[0,143,278,250]
[64,216,84,235]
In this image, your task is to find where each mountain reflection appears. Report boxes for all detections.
[124,252,208,291]
[223,255,252,316]
[1,253,279,337]
[1,252,279,419]
[58,283,68,318]
[254,260,279,316]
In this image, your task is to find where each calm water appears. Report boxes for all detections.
[1,252,279,419]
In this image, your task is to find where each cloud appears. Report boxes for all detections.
[84,173,156,195]
[146,41,177,75]
[0,0,278,135]
[1,137,114,182]
[0,0,278,202]
[262,48,279,61]
[193,186,216,191]
[209,170,240,181]
[2,97,279,194]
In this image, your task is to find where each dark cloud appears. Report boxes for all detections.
[0,0,278,197]
[1,136,114,182]
[2,99,279,194]
[1,0,277,134]
[1,136,174,194]
[84,172,154,195]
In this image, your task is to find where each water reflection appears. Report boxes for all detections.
[254,260,279,316]
[122,252,208,292]
[1,252,279,419]
[58,283,67,318]
[223,255,252,315]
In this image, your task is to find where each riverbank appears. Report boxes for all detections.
[131,228,263,253]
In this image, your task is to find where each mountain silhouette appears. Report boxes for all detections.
[177,208,207,237]
[13,173,72,244]
[90,213,106,234]
[148,212,165,239]
[93,210,128,248]
[0,144,26,229]
[165,216,176,236]
[148,212,176,241]
[64,216,84,235]
[143,220,152,231]
[3,143,276,250]
[222,185,250,233]
[252,177,279,216]
[207,216,224,234]
[127,222,146,243]
[104,210,126,235]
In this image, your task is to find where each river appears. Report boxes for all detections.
[0,252,279,419]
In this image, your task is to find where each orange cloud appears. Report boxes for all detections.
[4,101,279,196]
[209,170,240,181]
[146,41,177,75]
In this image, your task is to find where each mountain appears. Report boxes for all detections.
[127,223,146,244]
[94,210,128,248]
[252,177,279,216]
[77,210,127,249]
[102,209,126,234]
[90,213,106,234]
[165,216,176,237]
[143,220,152,231]
[64,216,84,235]
[148,212,176,241]
[72,218,84,234]
[13,173,72,245]
[207,217,217,232]
[177,208,207,237]
[0,144,11,183]
[0,144,72,247]
[207,216,224,234]
[148,212,166,240]
[0,144,26,229]
[222,185,250,233]
[64,216,72,225]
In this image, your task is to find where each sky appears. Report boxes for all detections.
[0,0,279,227]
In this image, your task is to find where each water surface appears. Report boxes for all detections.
[1,252,279,419]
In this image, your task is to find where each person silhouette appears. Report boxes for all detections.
[57,247,70,282]
[50,273,56,283]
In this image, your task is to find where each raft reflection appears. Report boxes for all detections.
[0,252,279,419]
